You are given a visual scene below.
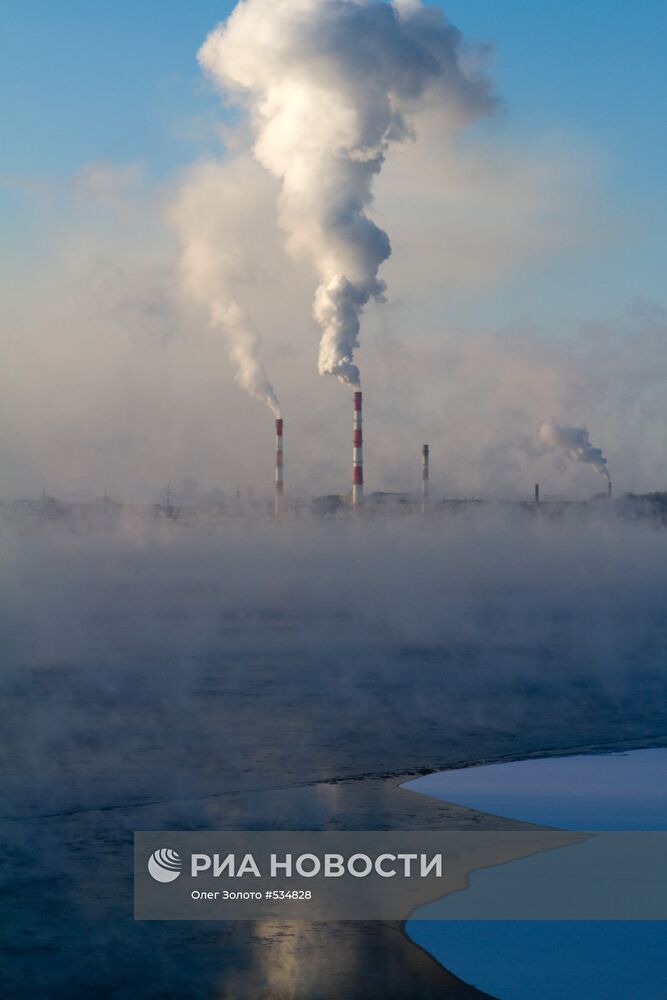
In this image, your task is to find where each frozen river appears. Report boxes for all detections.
[406,748,667,999]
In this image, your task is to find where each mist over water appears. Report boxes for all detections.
[2,507,667,997]
[3,507,667,807]
[2,507,665,659]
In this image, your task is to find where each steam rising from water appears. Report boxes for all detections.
[538,420,610,482]
[3,509,667,996]
[198,0,493,386]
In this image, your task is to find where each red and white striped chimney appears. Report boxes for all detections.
[352,390,363,507]
[274,417,284,515]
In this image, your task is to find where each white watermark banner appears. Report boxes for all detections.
[134,831,667,921]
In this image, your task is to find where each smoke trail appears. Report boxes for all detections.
[199,0,493,387]
[171,160,280,416]
[538,420,610,481]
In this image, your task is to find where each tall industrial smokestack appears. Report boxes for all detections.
[352,391,363,507]
[422,445,430,512]
[535,483,540,505]
[274,418,284,516]
[608,480,612,499]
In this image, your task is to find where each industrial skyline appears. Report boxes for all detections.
[1,2,665,503]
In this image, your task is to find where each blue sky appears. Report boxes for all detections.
[2,1,665,181]
[1,0,666,328]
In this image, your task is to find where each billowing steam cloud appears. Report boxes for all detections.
[171,160,280,416]
[199,0,493,387]
[538,420,610,481]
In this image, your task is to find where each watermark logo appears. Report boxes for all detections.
[148,849,182,883]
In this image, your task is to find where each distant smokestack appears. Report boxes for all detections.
[352,391,363,507]
[422,445,429,511]
[608,479,612,499]
[535,483,540,505]
[275,418,284,516]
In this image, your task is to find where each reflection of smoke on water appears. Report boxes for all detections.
[2,509,667,997]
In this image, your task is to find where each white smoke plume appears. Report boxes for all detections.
[171,160,280,416]
[538,420,610,481]
[198,0,494,387]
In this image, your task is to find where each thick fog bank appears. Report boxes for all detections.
[2,507,666,814]
[2,505,666,662]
